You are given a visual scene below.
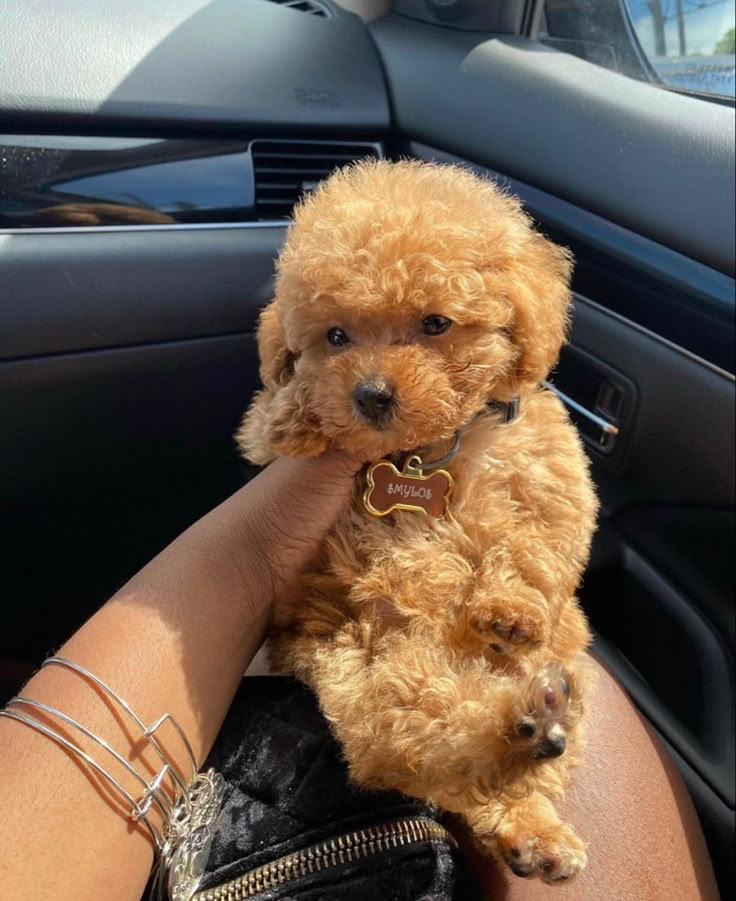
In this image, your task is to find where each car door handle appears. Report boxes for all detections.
[543,380,620,450]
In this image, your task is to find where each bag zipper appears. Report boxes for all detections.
[192,815,455,900]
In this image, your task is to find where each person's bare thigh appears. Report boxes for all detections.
[455,655,719,901]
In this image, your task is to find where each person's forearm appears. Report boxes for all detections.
[0,496,268,901]
[0,451,359,901]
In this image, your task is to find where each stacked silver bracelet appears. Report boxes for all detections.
[0,656,224,901]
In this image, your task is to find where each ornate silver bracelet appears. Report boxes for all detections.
[0,655,224,901]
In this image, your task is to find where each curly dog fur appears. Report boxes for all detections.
[238,160,599,883]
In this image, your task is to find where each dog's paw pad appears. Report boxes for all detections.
[471,613,541,653]
[529,663,571,716]
[499,823,587,883]
[512,663,573,760]
[493,619,530,643]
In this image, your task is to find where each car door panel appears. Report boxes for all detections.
[370,14,735,276]
[567,296,734,510]
[397,143,735,895]
[0,333,262,659]
[0,222,281,694]
[0,226,281,359]
[566,299,734,890]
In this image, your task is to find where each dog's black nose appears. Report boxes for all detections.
[533,734,567,760]
[353,381,394,422]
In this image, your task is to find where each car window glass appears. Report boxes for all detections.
[541,0,736,100]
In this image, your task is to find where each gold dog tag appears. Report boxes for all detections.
[363,456,453,518]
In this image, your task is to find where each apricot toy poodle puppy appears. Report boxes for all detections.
[238,160,599,883]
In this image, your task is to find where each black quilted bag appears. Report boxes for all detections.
[192,676,481,900]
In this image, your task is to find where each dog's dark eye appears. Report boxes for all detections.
[422,315,453,336]
[327,327,351,347]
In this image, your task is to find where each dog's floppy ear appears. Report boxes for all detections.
[258,301,296,390]
[496,233,573,399]
[237,298,328,463]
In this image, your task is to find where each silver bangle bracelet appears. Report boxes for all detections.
[0,655,224,901]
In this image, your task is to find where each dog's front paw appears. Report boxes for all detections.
[511,662,574,760]
[470,611,544,656]
[467,582,553,656]
[497,819,587,883]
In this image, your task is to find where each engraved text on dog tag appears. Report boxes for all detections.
[363,457,453,518]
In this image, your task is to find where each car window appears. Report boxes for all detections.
[540,0,736,100]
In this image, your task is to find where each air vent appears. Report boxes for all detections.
[251,140,382,220]
[265,0,331,17]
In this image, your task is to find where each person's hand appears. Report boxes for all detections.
[237,449,363,618]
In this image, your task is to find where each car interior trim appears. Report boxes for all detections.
[410,143,735,316]
[591,547,734,806]
[0,133,383,230]
[373,17,735,276]
[573,295,736,384]
[0,221,292,235]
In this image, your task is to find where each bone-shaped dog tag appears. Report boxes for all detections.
[363,456,453,518]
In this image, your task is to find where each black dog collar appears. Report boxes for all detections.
[486,395,521,424]
[392,395,521,471]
